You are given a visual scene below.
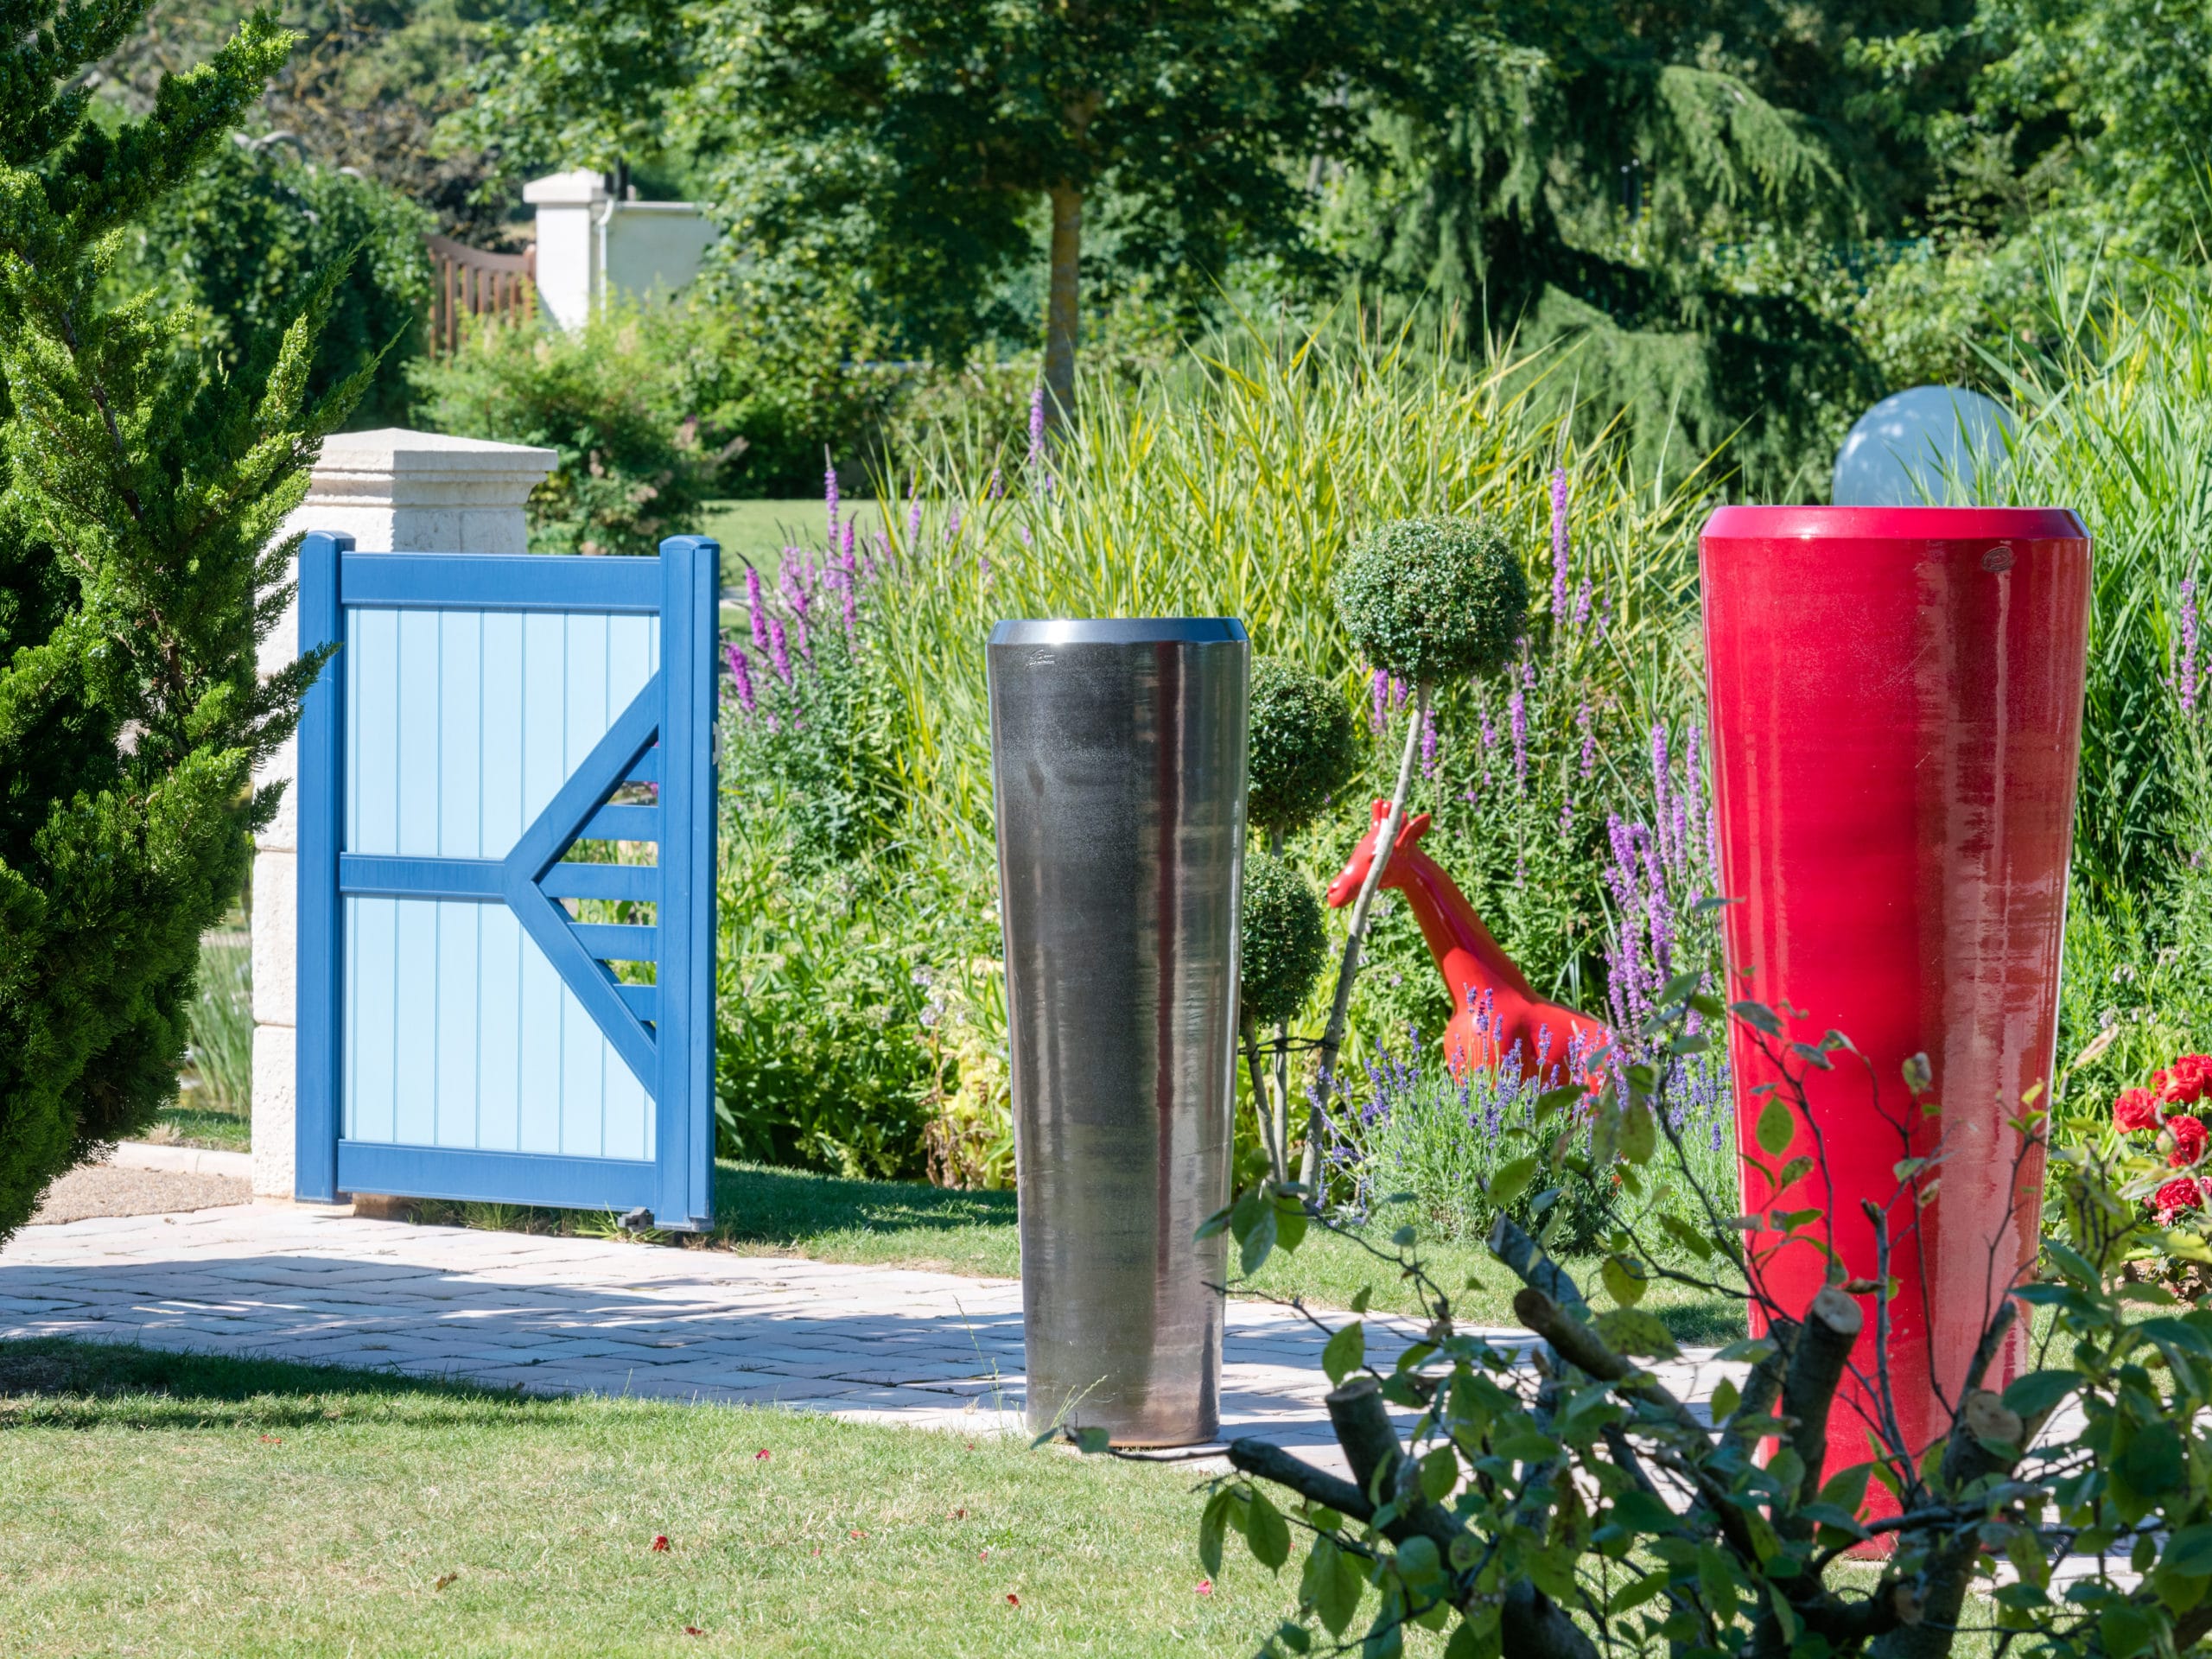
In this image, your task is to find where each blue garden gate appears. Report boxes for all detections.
[293,531,719,1230]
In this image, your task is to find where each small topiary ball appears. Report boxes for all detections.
[1248,657,1362,838]
[1333,514,1529,685]
[1241,853,1328,1028]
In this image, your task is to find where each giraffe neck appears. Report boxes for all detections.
[1385,849,1539,1007]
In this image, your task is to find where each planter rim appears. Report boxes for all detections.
[1701,504,2087,542]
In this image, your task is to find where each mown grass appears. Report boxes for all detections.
[411,1162,1746,1345]
[0,1338,1299,1658]
[697,498,884,587]
[146,1101,251,1153]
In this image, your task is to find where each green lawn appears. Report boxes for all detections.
[149,1100,251,1153]
[0,1339,1297,1657]
[412,1161,1746,1344]
[697,498,884,588]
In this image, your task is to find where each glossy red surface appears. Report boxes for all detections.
[1699,504,2091,1491]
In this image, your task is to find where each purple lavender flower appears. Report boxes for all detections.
[1549,467,1570,620]
[746,566,768,654]
[1509,689,1529,792]
[1421,705,1439,778]
[2182,577,2202,716]
[724,643,756,715]
[1029,385,1046,461]
[767,616,791,684]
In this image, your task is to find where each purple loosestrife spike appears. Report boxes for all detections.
[1650,723,1672,867]
[825,462,840,545]
[1029,386,1046,461]
[946,504,962,541]
[842,576,858,639]
[1020,525,1032,545]
[767,616,791,684]
[793,612,812,664]
[1683,723,1706,868]
[1579,703,1597,780]
[724,644,756,715]
[1509,689,1529,792]
[1480,702,1498,753]
[2183,578,2202,716]
[1572,575,1592,631]
[988,467,1002,499]
[1550,467,1570,620]
[1391,675,1408,709]
[1371,668,1389,734]
[907,499,923,539]
[1420,705,1440,776]
[747,567,768,653]
[842,520,855,559]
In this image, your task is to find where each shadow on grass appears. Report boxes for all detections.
[710,1160,1014,1246]
[0,1337,542,1432]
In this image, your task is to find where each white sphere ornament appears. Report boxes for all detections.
[1832,385,2015,506]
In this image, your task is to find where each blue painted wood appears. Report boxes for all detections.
[340,553,661,613]
[294,532,348,1203]
[657,536,719,1229]
[581,804,658,842]
[337,1143,656,1210]
[340,854,502,899]
[296,537,716,1226]
[540,862,658,902]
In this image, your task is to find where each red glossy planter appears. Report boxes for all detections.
[1699,505,2092,1487]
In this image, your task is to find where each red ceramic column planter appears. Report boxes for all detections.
[1699,505,2092,1487]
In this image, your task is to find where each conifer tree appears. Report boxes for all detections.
[0,3,364,1241]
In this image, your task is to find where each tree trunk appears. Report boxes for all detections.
[1043,182,1082,439]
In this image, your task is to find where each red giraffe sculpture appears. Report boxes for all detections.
[1326,800,1611,1084]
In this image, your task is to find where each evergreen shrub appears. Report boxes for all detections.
[1333,515,1529,686]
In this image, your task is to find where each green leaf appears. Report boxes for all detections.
[1350,1287,1373,1314]
[1610,1571,1673,1613]
[1396,1535,1445,1589]
[1073,1427,1109,1453]
[1274,1198,1308,1254]
[1620,1097,1656,1165]
[1306,1535,1363,1636]
[1322,1321,1367,1386]
[2001,1370,2079,1419]
[1659,1212,1714,1261]
[1241,1201,1279,1276]
[1756,1094,1796,1157]
[1817,1463,1872,1517]
[1732,1000,1783,1036]
[1246,1488,1292,1571]
[2165,1523,2212,1578]
[1420,1446,1458,1503]
[1601,1253,1649,1308]
[1489,1154,1539,1211]
[1593,1306,1681,1359]
[1198,1491,1229,1576]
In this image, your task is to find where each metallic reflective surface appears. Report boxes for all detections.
[1700,505,2091,1489]
[988,618,1249,1446]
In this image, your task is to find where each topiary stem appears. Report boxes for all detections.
[1242,1015,1287,1184]
[1300,682,1427,1192]
[1267,826,1291,1182]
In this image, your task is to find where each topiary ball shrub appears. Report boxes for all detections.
[1333,514,1529,685]
[1248,657,1362,839]
[1241,854,1328,1028]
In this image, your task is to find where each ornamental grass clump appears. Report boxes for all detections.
[1239,853,1329,1181]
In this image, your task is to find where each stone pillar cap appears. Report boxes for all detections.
[313,428,557,480]
[524,168,610,206]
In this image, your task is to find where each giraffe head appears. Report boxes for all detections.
[1325,799,1434,907]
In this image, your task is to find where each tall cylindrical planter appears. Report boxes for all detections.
[1700,505,2091,1482]
[988,619,1249,1446]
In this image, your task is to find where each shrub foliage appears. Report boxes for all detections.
[1249,656,1362,841]
[0,5,358,1240]
[1335,514,1530,687]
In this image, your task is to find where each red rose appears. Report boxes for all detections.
[2162,1055,2212,1104]
[2115,1088,2161,1133]
[2171,1115,2209,1167]
[2156,1178,2203,1220]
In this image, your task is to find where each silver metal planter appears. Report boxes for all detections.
[987,618,1249,1446]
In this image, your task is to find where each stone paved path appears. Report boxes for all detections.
[0,1201,1767,1472]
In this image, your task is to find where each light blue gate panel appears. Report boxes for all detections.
[342,895,654,1161]
[346,608,658,862]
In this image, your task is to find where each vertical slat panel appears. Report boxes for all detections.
[437,612,483,858]
[349,608,400,855]
[391,899,438,1144]
[516,932,564,1153]
[607,615,655,730]
[559,976,607,1157]
[521,612,568,835]
[480,612,525,861]
[348,895,398,1145]
[475,904,524,1151]
[435,904,480,1147]
[601,1039,651,1161]
[563,611,611,776]
[341,894,360,1140]
[396,610,441,857]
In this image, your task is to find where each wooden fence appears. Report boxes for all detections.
[425,233,536,356]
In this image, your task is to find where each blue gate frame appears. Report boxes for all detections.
[293,532,719,1230]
